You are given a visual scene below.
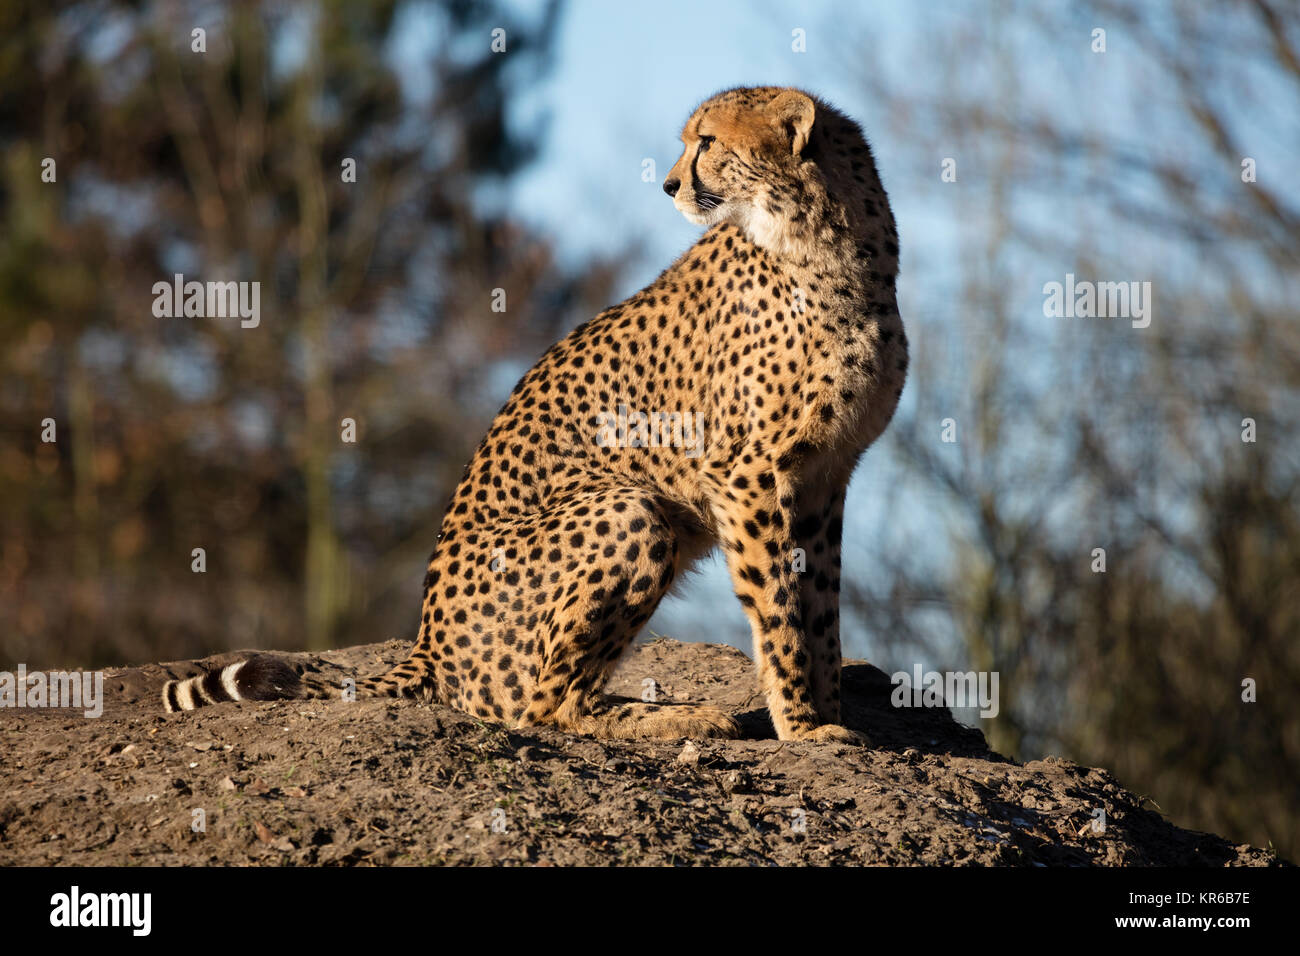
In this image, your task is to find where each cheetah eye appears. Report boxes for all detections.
[698,135,714,153]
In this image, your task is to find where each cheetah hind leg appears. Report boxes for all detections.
[517,490,740,741]
[554,695,741,740]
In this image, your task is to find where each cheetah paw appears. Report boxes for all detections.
[671,707,742,740]
[790,723,871,746]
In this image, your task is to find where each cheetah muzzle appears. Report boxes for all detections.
[165,86,907,745]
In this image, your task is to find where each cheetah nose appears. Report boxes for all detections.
[663,178,681,198]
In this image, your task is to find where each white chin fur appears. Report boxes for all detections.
[734,204,779,246]
[675,200,729,227]
[674,201,794,257]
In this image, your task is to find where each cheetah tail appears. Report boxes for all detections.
[161,654,328,712]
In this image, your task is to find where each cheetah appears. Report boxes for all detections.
[165,86,907,744]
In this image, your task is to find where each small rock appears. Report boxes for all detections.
[677,741,701,766]
[253,822,296,853]
[218,776,238,792]
[721,769,752,793]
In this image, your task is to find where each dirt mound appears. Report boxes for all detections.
[0,639,1279,866]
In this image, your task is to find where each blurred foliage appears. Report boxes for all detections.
[0,0,625,663]
[838,0,1298,860]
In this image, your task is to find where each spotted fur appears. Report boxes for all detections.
[165,87,906,744]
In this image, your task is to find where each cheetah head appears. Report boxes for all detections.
[663,86,818,238]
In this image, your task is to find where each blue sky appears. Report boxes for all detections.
[505,0,922,272]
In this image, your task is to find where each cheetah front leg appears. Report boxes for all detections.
[793,480,847,727]
[713,466,863,744]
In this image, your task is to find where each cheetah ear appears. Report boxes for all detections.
[766,90,815,157]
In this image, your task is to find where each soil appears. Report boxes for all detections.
[0,638,1281,866]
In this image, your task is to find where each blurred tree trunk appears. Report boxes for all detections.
[293,32,346,651]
